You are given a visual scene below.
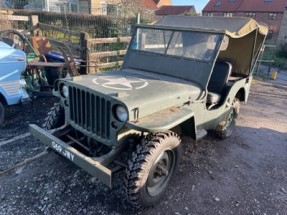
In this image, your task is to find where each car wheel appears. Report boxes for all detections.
[216,99,240,139]
[0,101,5,127]
[125,131,181,208]
[0,29,27,51]
[43,102,65,130]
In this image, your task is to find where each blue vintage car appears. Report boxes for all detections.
[0,40,28,126]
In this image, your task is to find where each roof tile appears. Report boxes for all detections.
[203,0,244,12]
[238,0,287,12]
[141,0,158,10]
[156,5,196,15]
[203,0,287,13]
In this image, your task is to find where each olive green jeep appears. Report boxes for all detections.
[30,16,267,207]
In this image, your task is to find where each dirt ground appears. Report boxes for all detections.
[0,79,286,215]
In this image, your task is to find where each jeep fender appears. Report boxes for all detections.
[126,107,195,134]
[226,77,252,104]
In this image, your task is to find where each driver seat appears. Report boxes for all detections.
[207,61,232,106]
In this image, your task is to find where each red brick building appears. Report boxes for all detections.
[140,0,172,9]
[141,0,157,9]
[155,5,196,17]
[154,0,172,7]
[202,0,287,42]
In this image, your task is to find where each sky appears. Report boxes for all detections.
[172,0,209,13]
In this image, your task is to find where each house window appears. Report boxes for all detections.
[107,4,121,16]
[245,12,256,18]
[71,4,78,13]
[79,1,89,14]
[59,3,69,13]
[215,1,222,7]
[207,12,214,17]
[268,13,277,20]
[264,0,272,2]
[100,2,107,15]
[224,13,233,17]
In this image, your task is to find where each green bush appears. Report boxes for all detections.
[262,44,287,69]
[277,43,287,58]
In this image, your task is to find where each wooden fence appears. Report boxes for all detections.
[0,11,39,30]
[86,36,131,73]
[31,23,88,60]
[1,12,132,73]
[32,24,131,73]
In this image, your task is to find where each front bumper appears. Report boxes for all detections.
[29,124,112,187]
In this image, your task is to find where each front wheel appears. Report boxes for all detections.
[124,131,181,208]
[43,102,65,130]
[216,99,240,139]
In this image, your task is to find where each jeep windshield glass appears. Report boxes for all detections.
[131,28,220,61]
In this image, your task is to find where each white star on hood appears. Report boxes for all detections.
[92,76,148,90]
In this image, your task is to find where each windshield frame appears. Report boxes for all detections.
[129,25,224,63]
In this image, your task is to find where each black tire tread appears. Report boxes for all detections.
[0,30,28,50]
[216,98,240,139]
[124,131,180,208]
[42,102,65,130]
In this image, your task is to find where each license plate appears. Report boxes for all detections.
[51,141,75,161]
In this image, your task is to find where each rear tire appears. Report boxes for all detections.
[43,102,65,130]
[0,101,5,127]
[124,131,181,208]
[216,99,240,139]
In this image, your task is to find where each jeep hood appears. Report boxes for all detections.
[65,69,202,119]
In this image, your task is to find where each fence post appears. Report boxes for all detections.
[85,37,96,74]
[31,15,39,26]
[81,32,89,74]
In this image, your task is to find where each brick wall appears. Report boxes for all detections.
[250,12,283,43]
[202,12,225,16]
[277,9,287,47]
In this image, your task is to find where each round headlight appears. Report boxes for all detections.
[61,85,69,98]
[115,105,128,122]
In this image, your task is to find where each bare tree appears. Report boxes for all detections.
[105,0,156,36]
[107,0,156,20]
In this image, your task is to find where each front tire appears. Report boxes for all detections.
[43,102,65,130]
[124,131,181,208]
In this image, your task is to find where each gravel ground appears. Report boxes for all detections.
[0,79,286,215]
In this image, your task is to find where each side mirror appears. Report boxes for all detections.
[220,35,229,51]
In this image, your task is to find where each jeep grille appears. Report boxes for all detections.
[69,87,111,140]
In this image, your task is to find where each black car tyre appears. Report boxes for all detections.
[43,102,65,130]
[0,29,27,51]
[216,99,240,139]
[125,131,181,208]
[0,101,5,127]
